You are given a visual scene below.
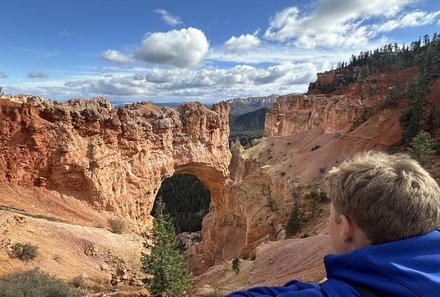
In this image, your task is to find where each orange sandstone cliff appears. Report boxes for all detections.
[0,95,230,231]
[0,95,233,291]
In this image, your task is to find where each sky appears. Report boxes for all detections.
[1,0,440,104]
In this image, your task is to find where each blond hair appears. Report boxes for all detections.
[325,151,440,244]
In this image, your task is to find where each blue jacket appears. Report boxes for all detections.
[225,228,440,297]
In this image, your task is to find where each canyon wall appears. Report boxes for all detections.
[307,68,349,94]
[265,67,418,137]
[0,95,230,262]
[207,67,425,264]
[264,94,360,136]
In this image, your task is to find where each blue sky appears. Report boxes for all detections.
[1,0,439,104]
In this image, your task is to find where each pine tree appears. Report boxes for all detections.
[399,74,427,144]
[285,201,301,238]
[141,198,191,297]
[309,190,321,218]
[407,131,437,166]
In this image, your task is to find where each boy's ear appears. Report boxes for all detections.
[340,214,354,243]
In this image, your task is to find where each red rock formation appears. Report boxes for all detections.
[265,67,418,137]
[308,68,349,94]
[0,95,231,238]
[264,94,360,136]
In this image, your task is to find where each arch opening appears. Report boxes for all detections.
[151,173,211,234]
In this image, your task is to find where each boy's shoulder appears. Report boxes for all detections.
[225,279,360,297]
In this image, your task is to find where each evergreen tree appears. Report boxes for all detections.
[285,201,301,238]
[399,74,427,144]
[407,131,437,166]
[309,190,321,218]
[141,198,191,297]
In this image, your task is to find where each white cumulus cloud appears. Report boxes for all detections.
[135,27,209,68]
[224,34,261,51]
[155,9,183,26]
[373,10,440,33]
[8,61,321,103]
[0,72,7,79]
[101,49,135,65]
[264,0,415,48]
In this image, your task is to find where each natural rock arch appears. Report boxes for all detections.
[0,95,231,265]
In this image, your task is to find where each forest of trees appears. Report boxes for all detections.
[229,107,269,146]
[326,33,440,152]
[151,174,211,234]
[321,33,440,94]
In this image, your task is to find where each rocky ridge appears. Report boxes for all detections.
[265,67,418,137]
[0,94,232,271]
[0,94,230,229]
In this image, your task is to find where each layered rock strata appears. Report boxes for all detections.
[0,95,231,241]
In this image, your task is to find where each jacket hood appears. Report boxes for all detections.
[323,228,440,297]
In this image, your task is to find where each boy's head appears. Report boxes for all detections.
[325,151,440,252]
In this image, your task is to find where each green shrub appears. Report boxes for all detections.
[71,275,86,290]
[380,85,401,109]
[263,185,276,211]
[285,201,302,238]
[407,131,437,166]
[269,220,277,240]
[9,243,38,261]
[309,190,321,218]
[311,144,321,151]
[301,233,310,238]
[108,218,125,234]
[319,191,328,202]
[194,233,202,242]
[0,269,83,297]
[232,258,241,274]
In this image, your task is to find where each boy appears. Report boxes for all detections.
[226,151,440,296]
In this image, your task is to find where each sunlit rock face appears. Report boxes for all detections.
[264,94,361,137]
[0,95,231,237]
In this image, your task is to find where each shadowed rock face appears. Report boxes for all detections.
[0,95,231,240]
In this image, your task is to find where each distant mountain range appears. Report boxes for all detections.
[227,95,279,115]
